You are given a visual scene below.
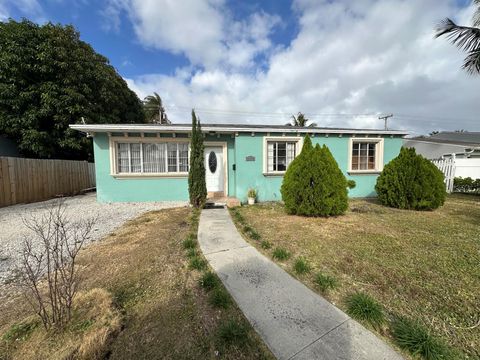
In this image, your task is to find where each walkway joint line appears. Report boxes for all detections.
[203,244,251,256]
[287,319,350,360]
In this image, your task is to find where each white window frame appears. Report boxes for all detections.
[109,137,190,177]
[348,137,384,174]
[263,136,303,175]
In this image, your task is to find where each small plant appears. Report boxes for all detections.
[183,235,197,249]
[199,271,220,291]
[217,320,248,346]
[232,210,246,224]
[293,256,311,274]
[242,225,261,240]
[186,248,197,258]
[189,256,207,270]
[247,188,257,199]
[345,292,385,329]
[209,287,231,309]
[391,316,452,360]
[19,200,96,329]
[314,272,338,293]
[272,247,291,261]
[261,240,272,249]
[2,320,38,342]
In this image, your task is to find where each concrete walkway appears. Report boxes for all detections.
[198,208,403,360]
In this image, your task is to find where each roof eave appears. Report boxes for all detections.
[69,124,408,136]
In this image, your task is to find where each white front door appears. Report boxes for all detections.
[205,146,224,194]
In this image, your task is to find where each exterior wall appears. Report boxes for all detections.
[234,133,403,202]
[93,132,235,203]
[455,158,480,179]
[93,132,403,203]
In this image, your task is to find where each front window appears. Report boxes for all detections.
[267,141,297,172]
[116,142,189,174]
[350,139,383,172]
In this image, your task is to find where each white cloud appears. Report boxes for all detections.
[103,0,280,69]
[122,0,479,135]
[0,0,44,22]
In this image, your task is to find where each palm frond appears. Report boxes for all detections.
[464,48,480,74]
[436,18,480,74]
[436,18,480,52]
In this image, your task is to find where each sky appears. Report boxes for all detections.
[1,0,478,135]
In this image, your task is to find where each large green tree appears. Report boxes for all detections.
[436,0,480,74]
[0,19,145,160]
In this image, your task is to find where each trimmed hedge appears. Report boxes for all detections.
[454,177,480,193]
[375,147,446,210]
[280,136,355,216]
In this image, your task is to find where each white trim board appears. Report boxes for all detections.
[70,124,408,136]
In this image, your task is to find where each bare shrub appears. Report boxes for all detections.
[18,200,96,329]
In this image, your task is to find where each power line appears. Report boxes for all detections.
[164,105,478,125]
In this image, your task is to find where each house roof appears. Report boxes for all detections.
[407,132,480,147]
[70,123,408,136]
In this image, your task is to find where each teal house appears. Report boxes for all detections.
[70,123,407,203]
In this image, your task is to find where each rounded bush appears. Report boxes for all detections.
[375,148,446,210]
[281,136,354,217]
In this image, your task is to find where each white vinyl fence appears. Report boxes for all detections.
[431,157,455,193]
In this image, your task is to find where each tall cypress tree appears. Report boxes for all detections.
[188,110,207,208]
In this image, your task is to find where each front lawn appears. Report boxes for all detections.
[231,194,479,359]
[0,208,273,359]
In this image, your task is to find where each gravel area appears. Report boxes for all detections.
[0,192,188,287]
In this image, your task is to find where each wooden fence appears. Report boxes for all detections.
[0,157,95,207]
[431,157,455,193]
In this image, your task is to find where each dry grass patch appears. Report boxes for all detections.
[232,195,480,358]
[1,208,273,360]
[1,288,120,360]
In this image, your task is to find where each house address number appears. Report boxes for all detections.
[245,156,255,161]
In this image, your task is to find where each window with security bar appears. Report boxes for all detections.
[116,142,189,174]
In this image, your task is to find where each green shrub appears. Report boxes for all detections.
[231,209,246,224]
[314,272,338,292]
[454,176,480,193]
[189,256,207,270]
[217,320,248,346]
[183,235,197,249]
[391,317,452,360]
[199,271,220,291]
[293,256,311,274]
[375,148,446,210]
[186,248,197,258]
[345,292,384,329]
[248,228,261,240]
[209,288,231,309]
[260,240,272,249]
[272,247,291,261]
[281,136,354,217]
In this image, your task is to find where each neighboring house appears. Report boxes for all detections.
[403,132,480,180]
[70,123,407,203]
[0,135,21,157]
